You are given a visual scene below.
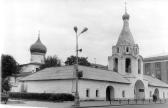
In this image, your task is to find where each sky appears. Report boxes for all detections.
[1,0,168,65]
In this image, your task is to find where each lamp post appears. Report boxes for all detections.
[73,26,88,107]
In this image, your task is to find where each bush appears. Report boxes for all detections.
[9,92,74,102]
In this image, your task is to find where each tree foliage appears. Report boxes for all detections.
[65,55,91,66]
[1,54,20,91]
[1,54,20,79]
[40,55,61,69]
[2,78,11,92]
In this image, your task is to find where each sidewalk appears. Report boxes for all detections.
[4,99,168,108]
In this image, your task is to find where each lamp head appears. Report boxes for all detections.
[74,26,78,33]
[81,27,88,34]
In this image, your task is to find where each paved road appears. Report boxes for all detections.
[1,99,168,108]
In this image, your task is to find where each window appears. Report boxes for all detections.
[113,58,118,72]
[135,48,138,54]
[126,47,129,52]
[167,62,168,80]
[117,47,119,53]
[96,90,99,97]
[144,63,151,75]
[125,58,131,73]
[86,89,90,97]
[155,62,161,80]
[138,59,141,74]
[122,91,125,97]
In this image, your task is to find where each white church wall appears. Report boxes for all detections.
[148,86,168,99]
[128,78,149,99]
[25,80,73,93]
[108,56,113,71]
[22,64,40,73]
[78,79,131,100]
[10,77,25,92]
[31,53,45,64]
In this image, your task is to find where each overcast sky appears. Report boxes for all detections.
[1,0,168,65]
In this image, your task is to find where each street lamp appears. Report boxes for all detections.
[73,26,88,107]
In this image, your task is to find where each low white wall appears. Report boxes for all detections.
[148,86,168,99]
[78,79,131,100]
[25,80,73,93]
[13,79,168,101]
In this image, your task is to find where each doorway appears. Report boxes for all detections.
[134,80,145,99]
[106,86,114,101]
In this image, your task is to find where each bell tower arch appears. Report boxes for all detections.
[108,2,143,77]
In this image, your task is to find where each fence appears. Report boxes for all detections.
[108,98,168,105]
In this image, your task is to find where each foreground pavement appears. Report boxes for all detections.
[1,99,168,108]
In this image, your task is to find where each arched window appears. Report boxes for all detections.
[126,47,129,52]
[96,89,99,97]
[113,58,118,72]
[125,58,131,73]
[135,48,138,54]
[117,47,119,53]
[138,59,141,74]
[122,90,125,97]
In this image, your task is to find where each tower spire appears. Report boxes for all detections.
[38,30,40,39]
[116,0,135,45]
[125,0,127,13]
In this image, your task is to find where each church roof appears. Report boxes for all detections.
[144,75,168,88]
[20,65,130,84]
[116,12,135,45]
[144,54,168,62]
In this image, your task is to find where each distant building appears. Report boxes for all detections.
[91,63,108,70]
[10,6,168,100]
[143,55,168,83]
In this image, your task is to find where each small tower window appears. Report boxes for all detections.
[138,59,141,74]
[113,58,118,72]
[125,58,131,73]
[126,47,129,52]
[86,89,90,97]
[117,47,119,53]
[135,48,138,54]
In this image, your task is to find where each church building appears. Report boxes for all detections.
[11,6,168,101]
[21,32,47,73]
[10,32,47,92]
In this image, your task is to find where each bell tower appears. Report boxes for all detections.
[108,1,143,77]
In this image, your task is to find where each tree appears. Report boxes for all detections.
[1,54,20,79]
[1,54,21,91]
[40,55,61,69]
[65,55,91,66]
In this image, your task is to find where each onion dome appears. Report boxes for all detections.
[30,36,47,54]
[122,12,130,20]
[116,12,135,45]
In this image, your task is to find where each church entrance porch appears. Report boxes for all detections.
[134,80,145,99]
[106,86,114,101]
